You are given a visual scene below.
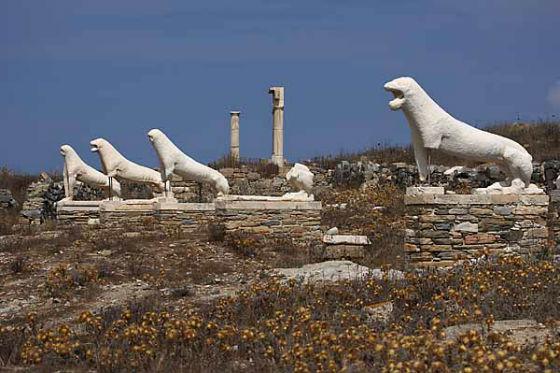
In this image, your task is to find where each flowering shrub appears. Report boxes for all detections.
[3,256,560,371]
[44,264,100,299]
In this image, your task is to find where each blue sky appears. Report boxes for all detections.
[1,0,559,172]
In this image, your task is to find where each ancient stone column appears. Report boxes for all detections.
[269,86,284,167]
[229,111,240,161]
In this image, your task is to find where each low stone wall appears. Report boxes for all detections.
[154,201,215,238]
[215,200,322,245]
[100,200,159,231]
[57,199,322,244]
[57,201,102,225]
[405,191,549,266]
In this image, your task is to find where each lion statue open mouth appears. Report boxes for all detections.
[384,76,542,194]
[90,138,165,192]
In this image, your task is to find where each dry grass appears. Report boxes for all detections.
[0,167,37,206]
[319,182,406,268]
[210,155,280,177]
[2,256,560,371]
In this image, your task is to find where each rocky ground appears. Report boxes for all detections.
[0,231,271,328]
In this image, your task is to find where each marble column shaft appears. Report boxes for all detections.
[269,87,284,167]
[229,111,240,161]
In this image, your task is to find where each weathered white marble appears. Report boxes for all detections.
[322,234,371,245]
[325,227,339,235]
[474,179,544,195]
[444,166,466,176]
[269,86,284,167]
[147,129,229,196]
[384,77,541,194]
[216,193,313,202]
[60,145,121,200]
[90,138,165,192]
[230,111,240,161]
[286,163,313,194]
[406,186,444,196]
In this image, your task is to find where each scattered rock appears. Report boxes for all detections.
[364,301,393,323]
[274,260,404,284]
[444,319,554,347]
[323,234,371,245]
[325,227,339,235]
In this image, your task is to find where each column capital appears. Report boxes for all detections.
[230,111,241,116]
[268,86,284,108]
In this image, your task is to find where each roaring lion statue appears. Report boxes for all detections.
[60,144,121,201]
[147,129,229,196]
[384,77,539,193]
[90,138,165,192]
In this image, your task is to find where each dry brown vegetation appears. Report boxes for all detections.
[210,154,280,177]
[319,182,406,269]
[2,256,560,371]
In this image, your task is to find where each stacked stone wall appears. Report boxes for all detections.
[154,202,215,239]
[56,199,322,244]
[215,200,322,245]
[405,193,549,266]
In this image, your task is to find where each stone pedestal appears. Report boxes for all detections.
[229,111,240,161]
[56,197,322,244]
[405,192,549,266]
[269,87,284,167]
[56,200,102,225]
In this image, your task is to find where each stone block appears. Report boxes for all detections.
[406,186,444,196]
[514,206,547,215]
[523,227,548,239]
[455,214,478,222]
[425,244,452,252]
[452,222,478,233]
[493,206,513,215]
[433,238,464,245]
[323,234,371,245]
[420,230,449,239]
[464,233,497,245]
[469,207,493,216]
[323,245,365,259]
[448,208,468,215]
[480,218,514,231]
[419,215,455,223]
[501,229,523,241]
[519,195,549,206]
[404,229,416,238]
[434,223,452,230]
[404,243,419,252]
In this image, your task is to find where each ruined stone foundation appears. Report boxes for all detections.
[405,190,549,267]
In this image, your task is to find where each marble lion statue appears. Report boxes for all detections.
[147,129,229,196]
[286,163,314,194]
[384,77,540,194]
[60,144,121,201]
[90,138,165,192]
[282,162,314,201]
